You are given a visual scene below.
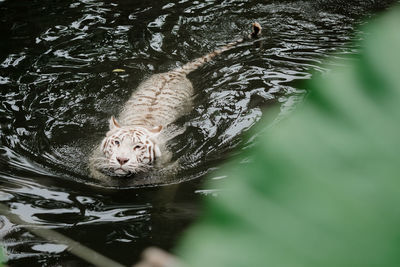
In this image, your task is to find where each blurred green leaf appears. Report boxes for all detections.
[177,6,400,267]
[0,245,5,267]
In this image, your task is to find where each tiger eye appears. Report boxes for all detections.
[115,140,120,145]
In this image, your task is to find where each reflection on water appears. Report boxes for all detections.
[0,0,393,265]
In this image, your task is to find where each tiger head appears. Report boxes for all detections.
[96,116,162,177]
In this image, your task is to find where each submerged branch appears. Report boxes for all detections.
[0,203,125,267]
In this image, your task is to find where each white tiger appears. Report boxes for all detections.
[89,22,262,183]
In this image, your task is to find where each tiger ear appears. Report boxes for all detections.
[154,144,162,158]
[149,125,162,135]
[109,116,120,130]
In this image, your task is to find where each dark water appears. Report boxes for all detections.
[0,0,393,266]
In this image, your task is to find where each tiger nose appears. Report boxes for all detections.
[116,157,129,165]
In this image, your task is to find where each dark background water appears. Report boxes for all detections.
[0,0,395,266]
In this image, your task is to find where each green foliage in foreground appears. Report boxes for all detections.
[0,245,5,267]
[177,6,400,267]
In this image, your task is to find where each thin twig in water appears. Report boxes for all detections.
[0,203,126,267]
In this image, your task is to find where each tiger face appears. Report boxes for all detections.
[97,116,162,177]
